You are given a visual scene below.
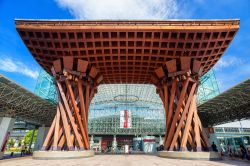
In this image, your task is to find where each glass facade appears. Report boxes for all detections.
[34,70,57,103]
[34,69,220,135]
[89,84,165,135]
[214,127,250,155]
[89,108,165,136]
[197,70,220,105]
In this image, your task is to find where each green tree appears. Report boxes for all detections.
[23,130,38,146]
[18,139,22,146]
[7,138,15,148]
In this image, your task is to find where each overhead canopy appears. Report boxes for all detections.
[0,75,56,126]
[16,19,239,84]
[198,78,250,127]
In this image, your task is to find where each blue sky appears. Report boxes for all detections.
[0,0,249,92]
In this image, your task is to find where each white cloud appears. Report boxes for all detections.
[214,56,242,71]
[214,56,250,92]
[55,0,184,20]
[0,56,39,79]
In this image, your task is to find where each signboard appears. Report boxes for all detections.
[120,110,131,128]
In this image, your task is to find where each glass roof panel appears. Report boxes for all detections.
[91,84,162,109]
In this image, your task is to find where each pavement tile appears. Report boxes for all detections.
[0,155,249,166]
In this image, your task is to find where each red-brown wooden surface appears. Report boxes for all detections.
[16,20,239,84]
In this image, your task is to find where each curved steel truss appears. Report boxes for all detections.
[0,75,56,126]
[198,78,250,127]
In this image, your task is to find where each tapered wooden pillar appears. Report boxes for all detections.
[41,58,102,151]
[154,57,210,152]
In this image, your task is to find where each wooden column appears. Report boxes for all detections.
[154,57,210,152]
[40,58,101,151]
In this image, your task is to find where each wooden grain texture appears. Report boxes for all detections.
[16,20,239,83]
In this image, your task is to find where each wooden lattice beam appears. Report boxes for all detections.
[155,58,210,152]
[41,58,101,151]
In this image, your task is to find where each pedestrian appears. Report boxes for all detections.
[240,144,247,160]
[211,142,218,152]
[227,143,233,157]
[160,145,164,151]
[20,144,25,156]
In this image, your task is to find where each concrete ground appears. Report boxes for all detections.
[0,155,249,166]
[3,152,31,159]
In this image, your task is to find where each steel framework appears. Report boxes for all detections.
[0,75,55,126]
[199,78,250,127]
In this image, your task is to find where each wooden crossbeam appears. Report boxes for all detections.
[197,113,210,148]
[43,66,94,151]
[57,80,84,149]
[159,68,210,152]
[53,59,62,73]
[169,82,197,150]
[56,126,64,150]
[96,75,104,84]
[163,83,169,115]
[85,81,90,120]
[155,67,165,79]
[58,102,74,150]
[151,75,159,85]
[63,57,73,70]
[77,59,88,73]
[194,106,202,151]
[52,108,60,150]
[180,95,197,151]
[157,88,164,105]
[165,78,190,149]
[89,86,96,102]
[41,113,56,150]
[77,79,88,133]
[180,57,191,71]
[165,59,177,74]
[89,66,98,78]
[166,78,177,131]
[58,134,66,150]
[65,79,89,149]
[192,60,203,75]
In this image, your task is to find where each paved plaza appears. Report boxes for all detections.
[0,155,249,166]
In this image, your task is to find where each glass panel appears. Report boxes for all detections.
[34,70,57,103]
[197,70,220,105]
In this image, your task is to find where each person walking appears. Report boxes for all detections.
[240,144,247,160]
